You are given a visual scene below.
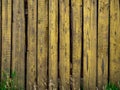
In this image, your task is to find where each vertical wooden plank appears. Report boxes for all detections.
[98,0,109,89]
[37,0,48,89]
[49,0,58,90]
[110,0,120,85]
[71,0,82,90]
[12,0,25,89]
[27,0,37,90]
[0,0,1,80]
[59,0,70,89]
[83,0,97,90]
[2,0,12,77]
[0,0,2,29]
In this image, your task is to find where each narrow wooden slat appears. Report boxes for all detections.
[0,0,1,80]
[98,0,109,89]
[0,0,2,30]
[83,0,97,90]
[2,0,12,77]
[110,0,120,85]
[12,0,25,89]
[71,0,82,89]
[27,0,37,90]
[49,0,58,90]
[0,0,2,28]
[59,0,70,89]
[37,0,48,89]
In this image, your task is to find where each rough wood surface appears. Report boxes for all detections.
[83,0,97,90]
[110,0,120,85]
[1,0,12,78]
[27,0,37,89]
[71,0,82,89]
[49,0,58,90]
[59,0,70,89]
[0,0,1,79]
[98,0,109,89]
[37,0,48,89]
[12,0,25,89]
[0,0,120,89]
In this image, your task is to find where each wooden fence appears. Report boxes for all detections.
[0,0,120,90]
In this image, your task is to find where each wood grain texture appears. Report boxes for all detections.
[98,0,109,89]
[83,0,97,90]
[1,0,12,77]
[0,0,1,80]
[27,0,37,90]
[12,0,25,89]
[0,0,1,78]
[71,0,82,89]
[59,0,70,89]
[49,0,58,90]
[37,0,48,89]
[110,0,120,85]
[1,0,120,89]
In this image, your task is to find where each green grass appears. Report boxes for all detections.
[105,82,120,90]
[0,71,120,90]
[0,71,17,90]
[80,81,120,90]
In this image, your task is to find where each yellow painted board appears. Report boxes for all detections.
[110,0,120,85]
[83,0,97,90]
[59,0,70,89]
[1,0,12,77]
[98,0,109,89]
[27,0,37,90]
[49,0,58,90]
[12,0,25,89]
[71,0,82,89]
[37,0,48,89]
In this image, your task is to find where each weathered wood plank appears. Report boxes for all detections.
[27,0,37,90]
[71,0,82,89]
[49,0,58,90]
[0,0,1,80]
[59,0,70,89]
[37,0,48,89]
[12,0,25,89]
[1,0,12,77]
[0,0,1,79]
[98,0,109,89]
[110,0,120,85]
[83,0,97,90]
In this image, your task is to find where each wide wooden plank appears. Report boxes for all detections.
[49,0,58,90]
[71,0,82,89]
[83,0,97,90]
[37,0,48,89]
[27,0,37,90]
[12,0,25,89]
[110,0,120,85]
[98,0,109,89]
[59,0,70,89]
[1,0,12,77]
